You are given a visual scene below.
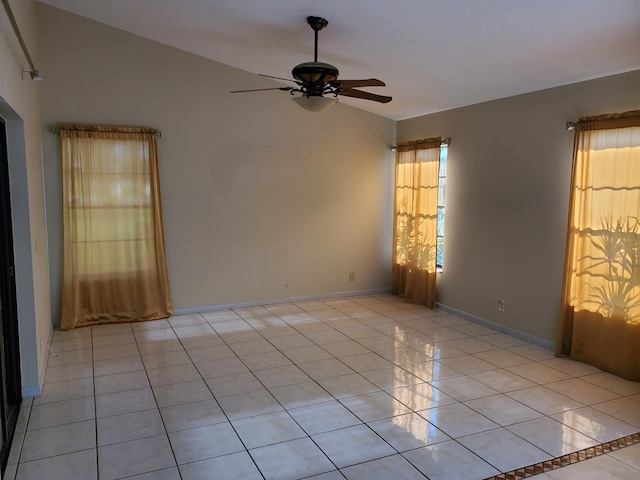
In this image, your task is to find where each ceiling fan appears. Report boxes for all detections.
[231,16,392,112]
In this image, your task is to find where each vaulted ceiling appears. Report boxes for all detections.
[38,0,640,120]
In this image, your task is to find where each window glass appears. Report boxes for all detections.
[436,145,448,269]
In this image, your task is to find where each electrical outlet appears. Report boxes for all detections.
[349,272,355,281]
[498,299,505,312]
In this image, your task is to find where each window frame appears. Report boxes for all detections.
[436,141,449,271]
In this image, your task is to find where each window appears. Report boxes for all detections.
[66,137,154,275]
[436,144,448,270]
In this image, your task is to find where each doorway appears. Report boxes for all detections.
[0,117,22,474]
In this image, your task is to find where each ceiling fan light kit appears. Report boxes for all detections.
[231,16,391,112]
[292,95,338,112]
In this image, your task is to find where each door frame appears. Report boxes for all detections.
[0,116,22,474]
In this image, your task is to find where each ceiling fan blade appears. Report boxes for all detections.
[259,73,298,83]
[330,78,386,88]
[230,87,293,93]
[339,88,392,104]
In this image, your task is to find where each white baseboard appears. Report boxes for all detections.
[173,288,393,316]
[436,302,555,351]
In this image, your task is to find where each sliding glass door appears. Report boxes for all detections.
[0,117,22,474]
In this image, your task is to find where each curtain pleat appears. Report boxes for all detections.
[557,111,640,381]
[392,137,441,307]
[59,124,172,329]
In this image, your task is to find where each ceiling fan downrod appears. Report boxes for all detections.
[291,16,338,97]
[307,16,328,62]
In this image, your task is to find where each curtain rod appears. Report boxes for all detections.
[1,0,41,80]
[391,137,451,151]
[50,126,163,138]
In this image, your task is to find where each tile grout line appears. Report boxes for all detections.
[176,311,268,479]
[132,320,184,480]
[21,296,640,479]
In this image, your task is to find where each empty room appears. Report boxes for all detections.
[0,0,639,479]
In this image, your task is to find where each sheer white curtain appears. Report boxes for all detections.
[59,125,172,329]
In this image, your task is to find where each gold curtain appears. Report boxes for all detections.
[557,111,640,381]
[392,137,441,307]
[59,125,173,329]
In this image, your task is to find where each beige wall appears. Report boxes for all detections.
[398,70,640,343]
[37,5,396,325]
[35,3,640,351]
[0,0,52,395]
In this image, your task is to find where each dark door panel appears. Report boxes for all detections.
[0,117,22,474]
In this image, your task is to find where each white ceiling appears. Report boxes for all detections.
[38,0,640,121]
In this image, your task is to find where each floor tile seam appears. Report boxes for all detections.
[588,401,640,427]
[466,352,529,370]
[298,424,400,471]
[262,331,323,353]
[124,325,193,475]
[505,376,592,404]
[549,386,627,412]
[537,359,606,378]
[337,451,424,476]
[18,443,97,466]
[458,396,544,425]
[329,323,443,378]
[424,404,503,439]
[96,424,173,450]
[464,370,546,395]
[23,330,98,469]
[543,376,626,398]
[90,326,104,480]
[332,389,415,426]
[42,300,640,479]
[93,403,168,425]
[228,418,309,451]
[24,411,98,434]
[256,329,365,379]
[483,432,640,480]
[579,374,640,397]
[93,364,146,378]
[445,434,512,474]
[43,350,94,367]
[247,439,337,479]
[502,390,592,421]
[398,439,493,479]
[502,414,606,454]
[456,422,553,465]
[162,314,346,469]
[8,405,31,473]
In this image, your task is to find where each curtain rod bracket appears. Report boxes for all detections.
[566,122,575,131]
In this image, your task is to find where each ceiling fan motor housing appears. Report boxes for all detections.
[292,62,339,96]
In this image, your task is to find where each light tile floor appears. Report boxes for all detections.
[5,294,640,479]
